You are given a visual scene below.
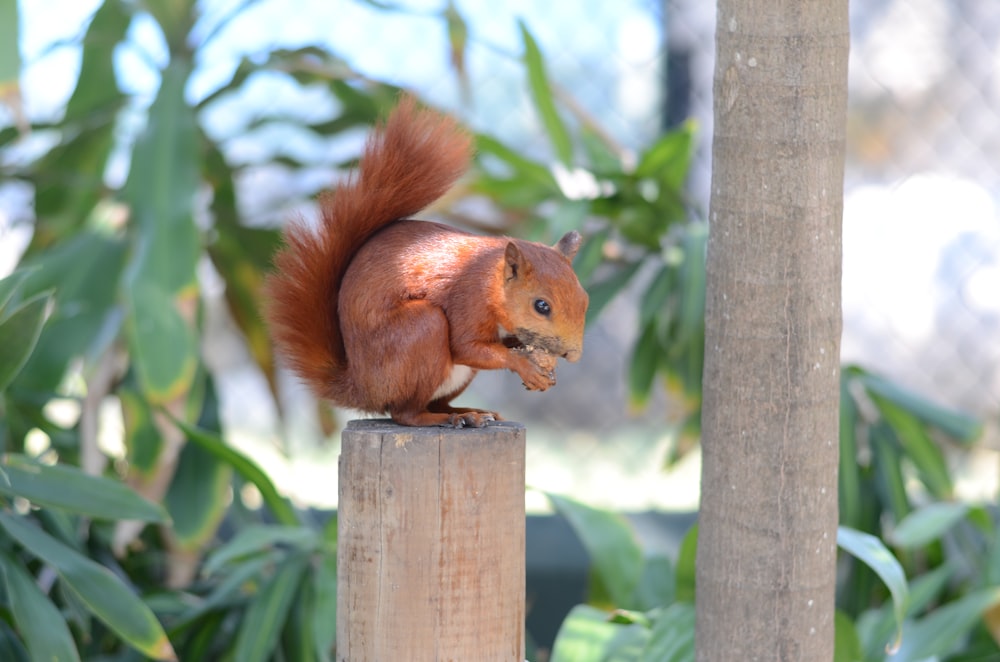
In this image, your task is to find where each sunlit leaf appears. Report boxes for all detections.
[519,21,573,166]
[860,371,981,443]
[640,602,694,662]
[0,293,51,392]
[548,493,643,609]
[0,552,81,662]
[126,281,199,404]
[204,525,318,576]
[233,552,309,662]
[550,604,649,662]
[0,455,168,523]
[0,513,177,661]
[891,502,970,549]
[837,526,909,651]
[833,610,862,662]
[174,419,299,526]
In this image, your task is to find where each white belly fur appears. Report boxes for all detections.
[432,364,474,400]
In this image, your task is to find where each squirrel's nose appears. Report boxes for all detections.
[562,348,582,363]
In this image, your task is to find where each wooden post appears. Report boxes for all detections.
[337,419,526,662]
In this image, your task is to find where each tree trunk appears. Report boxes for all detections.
[696,1,848,660]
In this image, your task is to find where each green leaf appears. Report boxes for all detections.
[0,552,81,662]
[550,604,650,662]
[548,493,643,609]
[165,442,232,551]
[630,553,675,612]
[0,269,32,316]
[0,455,169,522]
[892,587,1000,661]
[838,375,862,529]
[873,395,953,499]
[870,422,910,523]
[233,552,309,662]
[634,122,695,190]
[475,133,558,190]
[174,419,299,525]
[833,610,862,662]
[0,512,177,661]
[585,260,643,324]
[860,371,982,443]
[519,21,573,166]
[126,281,199,404]
[65,0,130,120]
[674,523,697,604]
[312,550,337,661]
[204,525,319,576]
[0,0,18,85]
[676,224,707,349]
[640,602,694,662]
[891,502,970,549]
[628,321,661,409]
[837,526,909,650]
[0,292,51,392]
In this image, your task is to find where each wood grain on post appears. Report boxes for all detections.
[336,419,526,662]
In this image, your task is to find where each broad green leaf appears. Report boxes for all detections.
[837,526,908,651]
[874,395,952,499]
[630,553,675,612]
[0,552,81,662]
[548,493,643,609]
[676,224,707,349]
[870,422,910,523]
[14,231,126,392]
[860,371,981,443]
[639,263,675,328]
[550,604,649,662]
[204,525,319,576]
[585,260,643,324]
[0,455,168,522]
[0,269,31,316]
[519,21,573,166]
[833,610,862,662]
[171,553,274,629]
[0,292,51,392]
[144,0,195,52]
[126,281,198,404]
[165,442,232,551]
[119,385,164,476]
[0,620,30,662]
[635,122,696,190]
[65,0,130,120]
[891,502,970,549]
[628,321,661,409]
[174,419,299,525]
[0,513,176,661]
[312,550,338,661]
[891,587,1000,662]
[674,523,697,604]
[572,227,609,285]
[838,375,862,529]
[233,552,309,662]
[640,602,694,662]
[475,134,558,190]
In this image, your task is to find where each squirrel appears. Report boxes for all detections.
[263,96,588,427]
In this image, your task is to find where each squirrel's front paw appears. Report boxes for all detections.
[512,347,557,391]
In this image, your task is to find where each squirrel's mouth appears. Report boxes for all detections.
[501,335,526,350]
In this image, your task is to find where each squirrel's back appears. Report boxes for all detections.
[263,97,473,401]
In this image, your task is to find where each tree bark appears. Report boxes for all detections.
[696,1,848,660]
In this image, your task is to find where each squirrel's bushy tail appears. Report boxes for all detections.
[263,96,473,400]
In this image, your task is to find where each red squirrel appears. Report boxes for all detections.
[263,96,588,427]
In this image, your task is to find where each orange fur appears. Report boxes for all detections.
[263,96,588,427]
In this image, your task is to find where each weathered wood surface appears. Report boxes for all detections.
[337,419,526,662]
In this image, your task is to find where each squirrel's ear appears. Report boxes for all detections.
[504,241,528,281]
[554,231,582,262]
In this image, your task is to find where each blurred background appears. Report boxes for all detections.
[3,1,1000,659]
[2,0,999,511]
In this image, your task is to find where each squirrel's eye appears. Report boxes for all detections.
[533,299,551,316]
